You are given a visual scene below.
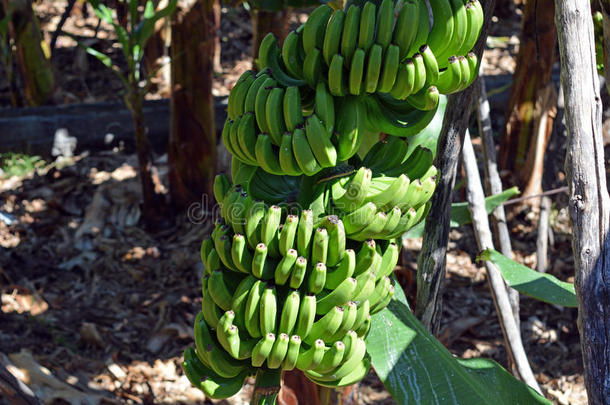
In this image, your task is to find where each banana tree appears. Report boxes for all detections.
[76,0,177,226]
[182,0,550,403]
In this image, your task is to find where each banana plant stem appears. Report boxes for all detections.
[250,369,282,405]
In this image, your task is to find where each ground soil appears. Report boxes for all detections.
[0,1,588,404]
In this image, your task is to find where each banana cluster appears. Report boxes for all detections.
[185,0,485,398]
[266,0,483,98]
[225,70,362,177]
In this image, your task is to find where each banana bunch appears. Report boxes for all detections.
[266,0,483,99]
[186,0,485,398]
[225,69,363,176]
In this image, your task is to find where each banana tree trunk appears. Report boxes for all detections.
[279,370,359,405]
[251,9,289,66]
[125,90,167,226]
[4,0,54,106]
[168,0,217,210]
[500,0,556,198]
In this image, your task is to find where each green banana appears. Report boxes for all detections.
[378,44,400,93]
[213,174,231,205]
[319,215,346,266]
[259,286,278,335]
[308,262,328,294]
[254,78,276,134]
[279,214,299,256]
[312,341,345,374]
[275,248,298,285]
[202,276,222,328]
[244,279,265,338]
[295,292,317,338]
[406,86,440,111]
[296,338,326,370]
[255,134,283,175]
[375,0,394,50]
[311,227,329,265]
[436,55,462,93]
[323,9,345,65]
[314,82,335,135]
[278,290,301,335]
[290,256,308,289]
[208,269,235,311]
[420,44,440,86]
[282,30,304,79]
[411,53,427,94]
[303,5,333,55]
[297,209,314,256]
[267,333,290,369]
[341,201,377,234]
[327,300,358,342]
[231,233,253,274]
[427,0,455,57]
[279,132,303,176]
[377,242,400,279]
[334,96,363,161]
[333,167,372,212]
[328,53,347,97]
[303,47,323,87]
[325,248,356,289]
[354,239,377,276]
[390,59,416,100]
[245,201,266,249]
[304,305,344,344]
[282,335,302,370]
[266,87,287,145]
[252,243,275,280]
[393,1,418,59]
[258,33,305,87]
[349,48,365,95]
[237,113,260,164]
[228,71,254,120]
[364,44,383,93]
[305,114,337,168]
[316,277,357,314]
[244,72,269,114]
[341,5,361,65]
[283,86,304,132]
[183,347,248,399]
[292,127,323,176]
[358,2,376,52]
[436,0,468,67]
[251,332,276,367]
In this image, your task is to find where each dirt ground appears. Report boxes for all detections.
[0,1,587,404]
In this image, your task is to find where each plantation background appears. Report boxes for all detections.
[0,0,594,403]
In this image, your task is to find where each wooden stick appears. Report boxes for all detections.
[555,0,610,402]
[536,196,551,273]
[462,130,542,394]
[415,0,496,333]
[475,77,520,329]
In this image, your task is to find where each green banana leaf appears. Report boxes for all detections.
[366,283,551,405]
[403,187,520,238]
[477,249,577,307]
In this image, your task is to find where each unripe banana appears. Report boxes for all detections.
[365,44,383,93]
[293,127,323,176]
[254,78,276,134]
[319,215,346,267]
[436,55,462,94]
[341,5,361,65]
[303,47,323,87]
[327,300,358,342]
[231,275,258,330]
[375,0,395,50]
[208,270,235,311]
[328,54,347,97]
[371,284,395,314]
[266,87,287,145]
[228,71,254,120]
[290,256,308,289]
[245,201,266,249]
[282,335,302,370]
[411,53,427,94]
[202,276,222,328]
[213,174,231,205]
[296,338,326,370]
[352,299,370,332]
[334,167,372,212]
[313,341,346,374]
[295,292,317,338]
[353,270,377,303]
[244,279,265,338]
[420,44,440,86]
[279,132,303,176]
[279,215,298,256]
[282,31,304,79]
[279,290,301,335]
[304,305,344,344]
[305,114,337,168]
[316,277,357,314]
[267,333,290,369]
[244,71,270,114]
[255,133,284,175]
[311,227,329,265]
[325,248,356,289]
[342,201,377,235]
[349,48,365,95]
[390,59,416,100]
[303,5,333,55]
[354,239,377,276]
[283,86,304,132]
[308,262,328,294]
[237,113,259,164]
[251,332,276,367]
[252,243,275,280]
[358,2,376,52]
[231,234,252,274]
[323,9,345,66]
[378,44,400,93]
[201,238,214,271]
[393,1,418,59]
[297,209,314,256]
[275,248,298,285]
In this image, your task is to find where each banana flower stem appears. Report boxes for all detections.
[251,368,282,405]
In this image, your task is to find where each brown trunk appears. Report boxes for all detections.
[500,0,556,197]
[126,91,167,226]
[5,0,54,106]
[279,370,359,405]
[251,9,289,65]
[168,0,217,210]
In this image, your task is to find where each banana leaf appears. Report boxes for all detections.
[366,282,551,405]
[478,249,577,307]
[403,186,520,238]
